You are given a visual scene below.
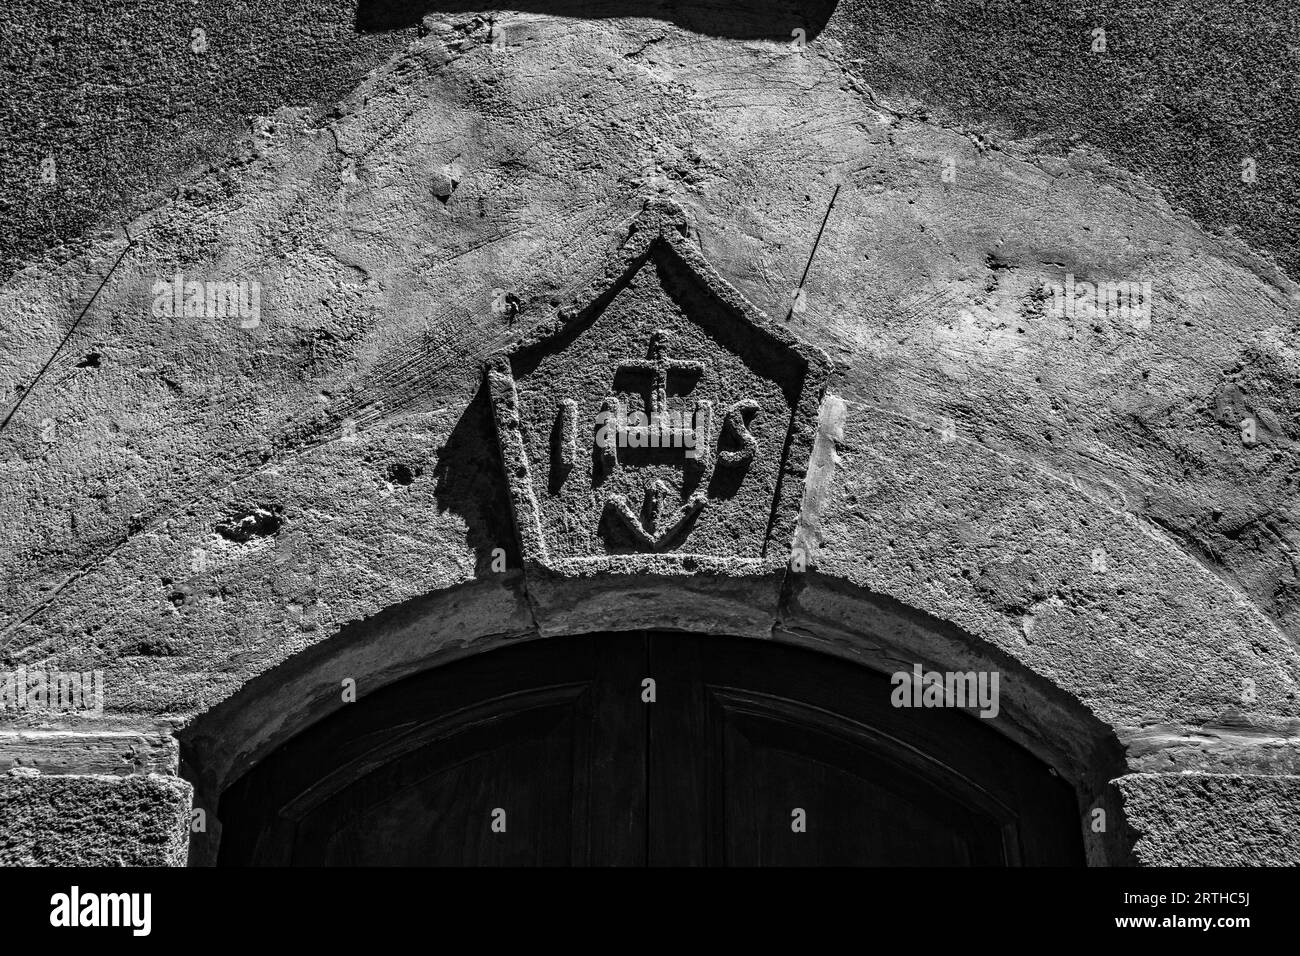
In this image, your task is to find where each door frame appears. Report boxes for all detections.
[179,570,1128,865]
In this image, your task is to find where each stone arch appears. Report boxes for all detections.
[177,567,1128,865]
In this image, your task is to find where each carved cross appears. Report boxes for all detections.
[616,329,704,427]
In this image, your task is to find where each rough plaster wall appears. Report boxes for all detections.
[825,0,1299,279]
[0,6,1298,864]
[1116,773,1300,866]
[5,2,1296,280]
[0,0,415,278]
[0,770,191,865]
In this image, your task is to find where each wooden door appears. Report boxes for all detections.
[646,635,1081,865]
[217,632,1083,865]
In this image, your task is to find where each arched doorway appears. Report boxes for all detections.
[216,632,1084,865]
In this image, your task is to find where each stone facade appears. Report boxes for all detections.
[1,4,1297,865]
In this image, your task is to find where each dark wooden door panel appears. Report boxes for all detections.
[217,633,646,866]
[217,631,1084,866]
[716,700,1010,866]
[291,705,580,866]
[646,633,1082,866]
[575,631,648,866]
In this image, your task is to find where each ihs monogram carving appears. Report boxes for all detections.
[589,328,762,550]
[487,199,829,576]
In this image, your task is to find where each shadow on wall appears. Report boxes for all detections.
[431,376,523,576]
[356,0,840,38]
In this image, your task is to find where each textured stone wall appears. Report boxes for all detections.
[1,3,1296,865]
[0,771,191,866]
[1116,773,1300,867]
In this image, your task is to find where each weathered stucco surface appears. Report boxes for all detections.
[7,2,1295,281]
[1,7,1297,864]
[1116,773,1300,867]
[0,770,191,865]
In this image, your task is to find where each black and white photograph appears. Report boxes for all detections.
[0,0,1294,936]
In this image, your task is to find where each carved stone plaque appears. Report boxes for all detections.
[487,199,829,575]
